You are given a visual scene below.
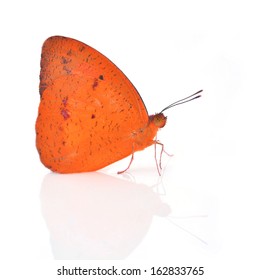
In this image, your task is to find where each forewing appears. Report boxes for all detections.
[37,36,149,172]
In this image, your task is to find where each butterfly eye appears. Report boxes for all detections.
[152,113,167,128]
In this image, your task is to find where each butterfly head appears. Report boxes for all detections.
[149,113,167,128]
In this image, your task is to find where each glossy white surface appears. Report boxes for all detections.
[1,0,260,279]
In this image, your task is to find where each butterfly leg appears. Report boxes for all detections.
[154,140,162,175]
[154,140,173,175]
[117,144,135,174]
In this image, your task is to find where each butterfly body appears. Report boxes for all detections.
[36,36,165,173]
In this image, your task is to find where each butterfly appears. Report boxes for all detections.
[36,36,201,174]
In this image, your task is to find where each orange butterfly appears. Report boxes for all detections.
[36,36,201,174]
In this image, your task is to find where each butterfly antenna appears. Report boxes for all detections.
[160,90,202,113]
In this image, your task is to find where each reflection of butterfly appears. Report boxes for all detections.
[36,36,201,174]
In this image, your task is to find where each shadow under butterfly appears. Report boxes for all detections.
[40,172,208,260]
[40,172,170,259]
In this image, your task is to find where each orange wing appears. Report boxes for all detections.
[36,36,152,173]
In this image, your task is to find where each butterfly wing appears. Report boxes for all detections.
[36,36,149,172]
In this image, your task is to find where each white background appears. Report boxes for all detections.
[1,0,260,279]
